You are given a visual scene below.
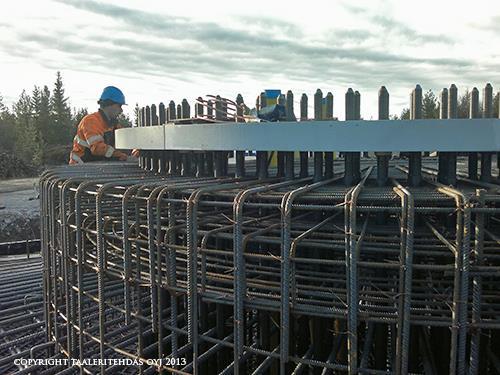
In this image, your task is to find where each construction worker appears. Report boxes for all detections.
[69,86,137,164]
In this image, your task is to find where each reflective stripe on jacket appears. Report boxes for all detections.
[68,110,122,164]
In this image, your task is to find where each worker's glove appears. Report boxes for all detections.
[131,149,140,157]
[111,150,128,161]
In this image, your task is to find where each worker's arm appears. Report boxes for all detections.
[81,121,127,160]
[114,124,139,157]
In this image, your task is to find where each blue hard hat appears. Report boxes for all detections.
[99,86,126,105]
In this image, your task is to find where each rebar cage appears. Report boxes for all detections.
[13,83,500,374]
[36,157,500,374]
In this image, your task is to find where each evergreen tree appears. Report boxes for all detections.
[30,86,48,161]
[422,89,439,119]
[400,108,410,120]
[13,90,44,165]
[0,94,6,113]
[40,85,52,136]
[31,86,41,117]
[117,113,132,128]
[14,90,32,132]
[50,71,72,144]
[0,94,16,152]
[72,107,88,126]
[31,85,52,151]
[457,89,470,118]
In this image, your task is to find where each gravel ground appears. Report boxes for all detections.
[0,178,40,242]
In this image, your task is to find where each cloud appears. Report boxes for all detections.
[2,0,497,108]
[470,15,500,34]
[369,15,455,45]
[10,24,471,88]
[341,1,457,46]
[50,1,469,63]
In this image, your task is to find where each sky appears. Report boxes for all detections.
[0,0,499,121]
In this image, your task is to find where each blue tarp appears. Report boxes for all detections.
[254,104,286,122]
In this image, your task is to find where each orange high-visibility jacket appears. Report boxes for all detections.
[69,110,127,164]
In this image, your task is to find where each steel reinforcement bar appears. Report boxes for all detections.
[30,159,500,374]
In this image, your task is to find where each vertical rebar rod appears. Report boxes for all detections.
[436,186,470,375]
[195,98,206,177]
[151,104,158,125]
[376,86,390,187]
[299,93,309,177]
[96,186,107,375]
[195,97,203,118]
[257,151,268,180]
[169,101,176,121]
[401,187,415,375]
[158,103,167,174]
[139,107,145,168]
[206,99,213,120]
[276,94,288,177]
[470,189,485,374]
[182,99,190,120]
[324,91,334,179]
[353,91,361,181]
[176,104,182,119]
[313,89,324,182]
[284,90,295,180]
[235,94,245,178]
[215,96,225,177]
[256,93,268,180]
[344,88,357,186]
[446,84,458,185]
[205,100,215,177]
[281,177,333,372]
[277,152,285,177]
[393,180,414,375]
[408,85,422,186]
[498,90,500,178]
[159,102,166,124]
[469,88,480,180]
[145,106,152,171]
[75,181,95,364]
[346,169,371,374]
[481,83,493,182]
[438,88,448,183]
[150,104,159,172]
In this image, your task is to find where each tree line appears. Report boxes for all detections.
[394,89,499,120]
[0,72,132,169]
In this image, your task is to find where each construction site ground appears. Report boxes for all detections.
[0,178,40,243]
